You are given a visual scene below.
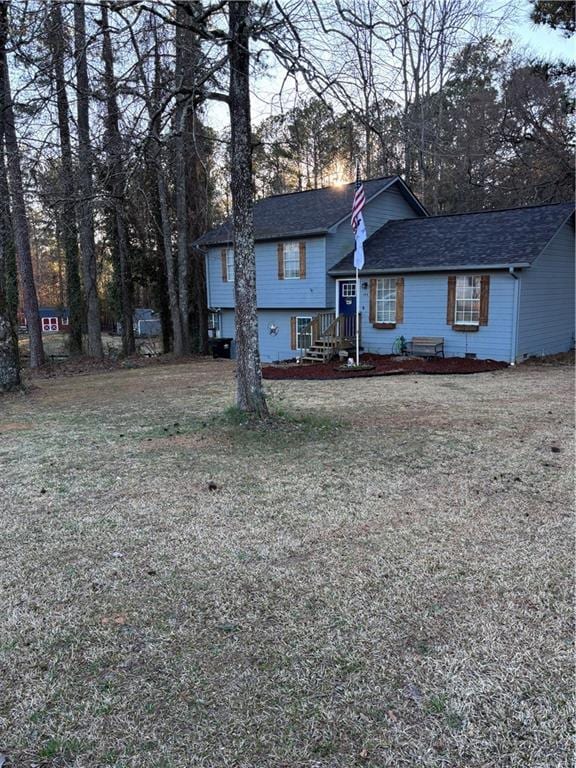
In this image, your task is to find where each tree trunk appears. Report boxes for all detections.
[74,1,103,358]
[152,34,183,356]
[146,165,172,353]
[174,1,208,355]
[100,3,135,356]
[0,118,19,390]
[0,309,19,390]
[228,2,268,416]
[0,126,17,322]
[157,170,183,356]
[49,2,83,356]
[0,4,44,368]
[174,3,194,355]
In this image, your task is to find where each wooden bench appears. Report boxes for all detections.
[404,336,444,358]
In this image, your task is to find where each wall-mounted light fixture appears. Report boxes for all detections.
[361,281,369,290]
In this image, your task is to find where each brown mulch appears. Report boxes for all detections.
[262,353,508,380]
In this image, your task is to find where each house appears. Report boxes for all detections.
[133,308,161,337]
[115,308,162,337]
[196,176,575,364]
[18,306,70,333]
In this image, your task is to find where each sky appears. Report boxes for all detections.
[205,0,575,132]
[513,0,575,58]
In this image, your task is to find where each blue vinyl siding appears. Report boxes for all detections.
[254,238,326,308]
[357,271,516,361]
[206,246,234,308]
[206,237,326,309]
[516,220,575,359]
[219,308,325,363]
[325,187,422,305]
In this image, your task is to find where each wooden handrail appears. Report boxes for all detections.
[303,313,361,347]
[302,311,335,344]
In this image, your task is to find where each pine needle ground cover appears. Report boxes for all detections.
[1,360,573,767]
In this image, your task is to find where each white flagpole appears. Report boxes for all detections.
[355,266,360,366]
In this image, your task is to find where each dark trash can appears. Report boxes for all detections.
[209,337,232,359]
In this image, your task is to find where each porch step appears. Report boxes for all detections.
[301,343,337,363]
[299,311,361,363]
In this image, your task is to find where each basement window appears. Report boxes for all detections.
[296,316,312,349]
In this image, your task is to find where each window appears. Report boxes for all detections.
[342,282,356,298]
[455,276,481,324]
[296,316,312,349]
[283,242,301,279]
[42,317,58,332]
[208,310,220,338]
[376,278,396,323]
[226,248,234,282]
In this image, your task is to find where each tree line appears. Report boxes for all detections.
[0,0,573,416]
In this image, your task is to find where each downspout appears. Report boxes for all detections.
[509,267,520,365]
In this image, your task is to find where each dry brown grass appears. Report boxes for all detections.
[1,359,573,767]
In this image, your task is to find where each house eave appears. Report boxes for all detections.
[195,228,329,248]
[329,262,531,276]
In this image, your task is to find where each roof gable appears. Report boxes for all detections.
[195,176,425,247]
[330,202,575,274]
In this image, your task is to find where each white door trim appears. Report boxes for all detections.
[335,278,357,318]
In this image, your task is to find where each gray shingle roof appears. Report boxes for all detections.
[195,176,400,246]
[330,202,575,274]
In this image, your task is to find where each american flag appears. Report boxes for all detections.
[351,164,366,270]
[351,166,366,233]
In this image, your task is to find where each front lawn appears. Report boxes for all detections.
[1,359,573,767]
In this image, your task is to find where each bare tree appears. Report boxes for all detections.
[228,1,268,416]
[47,1,83,356]
[174,0,209,355]
[100,2,135,356]
[74,1,103,358]
[0,1,44,368]
[0,105,19,390]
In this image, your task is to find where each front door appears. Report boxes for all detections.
[338,280,357,316]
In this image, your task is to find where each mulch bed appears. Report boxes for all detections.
[262,353,508,380]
